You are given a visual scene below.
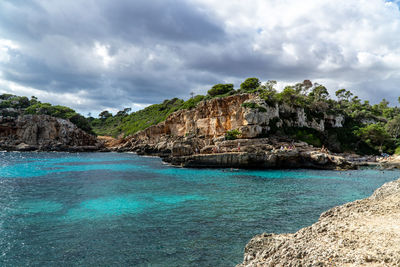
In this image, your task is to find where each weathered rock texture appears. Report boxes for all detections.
[0,115,102,151]
[118,94,344,146]
[114,93,351,169]
[166,139,352,170]
[238,178,400,267]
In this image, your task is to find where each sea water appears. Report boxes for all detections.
[0,152,399,266]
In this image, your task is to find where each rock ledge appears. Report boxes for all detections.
[238,178,400,266]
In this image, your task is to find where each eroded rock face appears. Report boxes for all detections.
[0,115,102,151]
[117,93,345,151]
[113,93,350,169]
[237,178,400,267]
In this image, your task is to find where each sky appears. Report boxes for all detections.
[1,0,400,116]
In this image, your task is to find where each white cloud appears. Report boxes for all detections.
[190,0,400,99]
[94,42,114,67]
[0,39,19,63]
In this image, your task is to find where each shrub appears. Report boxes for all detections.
[180,95,205,110]
[259,88,277,106]
[285,128,322,147]
[296,130,321,147]
[225,129,241,140]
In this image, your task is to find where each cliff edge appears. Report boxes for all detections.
[238,178,400,266]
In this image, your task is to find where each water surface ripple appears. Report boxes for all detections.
[0,152,398,266]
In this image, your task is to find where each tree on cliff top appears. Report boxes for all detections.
[240,78,261,92]
[336,89,353,102]
[294,80,313,95]
[207,84,234,97]
[309,84,329,101]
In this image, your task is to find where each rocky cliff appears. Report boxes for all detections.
[114,93,351,169]
[0,114,102,151]
[118,93,344,146]
[237,178,400,266]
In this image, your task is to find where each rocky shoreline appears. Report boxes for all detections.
[237,178,400,266]
[112,136,356,170]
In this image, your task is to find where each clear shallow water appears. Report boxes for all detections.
[0,152,399,266]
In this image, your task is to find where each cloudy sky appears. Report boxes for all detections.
[1,0,400,115]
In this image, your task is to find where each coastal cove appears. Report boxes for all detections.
[1,152,399,266]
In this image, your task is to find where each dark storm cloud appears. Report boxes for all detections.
[1,0,400,113]
[0,0,226,112]
[1,52,101,91]
[103,0,224,44]
[0,0,223,44]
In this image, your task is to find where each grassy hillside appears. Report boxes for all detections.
[89,95,205,137]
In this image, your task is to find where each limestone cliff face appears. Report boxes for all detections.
[238,178,400,266]
[112,93,352,170]
[118,93,344,151]
[130,94,254,144]
[0,115,101,151]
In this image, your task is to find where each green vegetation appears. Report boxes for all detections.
[24,103,92,133]
[0,94,93,133]
[225,129,241,140]
[240,78,261,92]
[0,94,31,109]
[289,128,322,147]
[354,123,392,153]
[90,93,209,137]
[207,84,234,97]
[232,78,400,154]
[179,95,205,110]
[90,98,185,137]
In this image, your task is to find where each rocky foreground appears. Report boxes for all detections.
[238,178,400,267]
[0,115,103,151]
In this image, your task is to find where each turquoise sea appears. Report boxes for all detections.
[0,152,399,266]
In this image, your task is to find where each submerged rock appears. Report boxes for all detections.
[237,178,400,266]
